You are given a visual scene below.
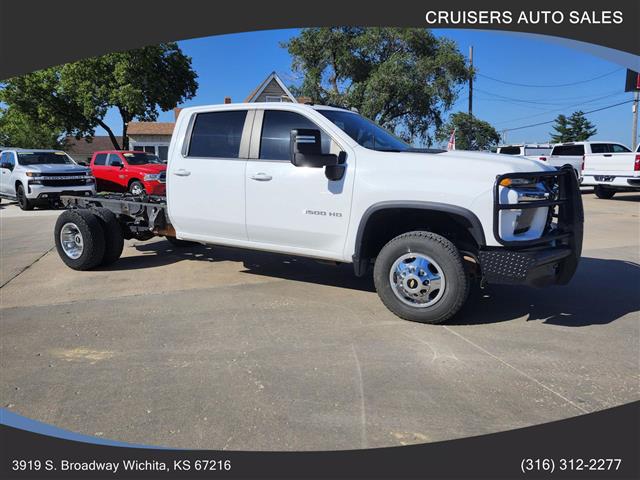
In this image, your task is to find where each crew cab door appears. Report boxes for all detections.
[0,151,16,195]
[168,109,250,242]
[245,109,354,258]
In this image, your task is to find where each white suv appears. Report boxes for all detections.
[0,149,96,210]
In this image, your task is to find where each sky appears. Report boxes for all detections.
[98,28,635,148]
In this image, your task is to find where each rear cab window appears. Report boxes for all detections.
[187,110,248,158]
[498,146,522,155]
[524,147,552,156]
[551,145,585,156]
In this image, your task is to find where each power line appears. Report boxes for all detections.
[477,68,622,88]
[503,100,632,133]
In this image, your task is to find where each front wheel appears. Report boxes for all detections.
[129,180,145,196]
[594,185,616,199]
[373,231,469,324]
[16,184,34,210]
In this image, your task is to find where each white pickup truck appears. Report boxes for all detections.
[582,143,640,199]
[53,103,583,324]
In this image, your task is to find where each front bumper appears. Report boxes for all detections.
[479,166,584,287]
[27,184,96,200]
[143,181,166,195]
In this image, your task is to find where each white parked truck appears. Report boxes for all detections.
[582,143,640,198]
[549,141,632,181]
[53,103,583,324]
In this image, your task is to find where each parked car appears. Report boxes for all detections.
[53,103,583,324]
[90,150,166,195]
[0,149,95,210]
[582,143,640,199]
[496,144,552,162]
[549,141,632,180]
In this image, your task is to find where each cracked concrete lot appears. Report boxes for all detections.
[1,192,638,450]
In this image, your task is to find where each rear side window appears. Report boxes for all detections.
[552,145,584,156]
[259,110,330,161]
[590,144,608,154]
[188,111,247,158]
[498,146,521,155]
[93,153,107,165]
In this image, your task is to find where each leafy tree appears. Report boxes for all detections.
[550,111,597,142]
[567,111,597,141]
[0,106,65,149]
[284,27,471,144]
[1,43,198,150]
[436,112,500,150]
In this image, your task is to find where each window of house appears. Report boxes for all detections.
[157,146,168,160]
[259,110,330,161]
[265,95,284,102]
[188,111,247,158]
[93,153,107,165]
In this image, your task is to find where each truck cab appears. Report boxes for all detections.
[55,103,583,324]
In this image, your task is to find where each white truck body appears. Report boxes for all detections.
[56,103,584,324]
[582,143,640,196]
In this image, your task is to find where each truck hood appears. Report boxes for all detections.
[25,164,91,174]
[412,149,554,175]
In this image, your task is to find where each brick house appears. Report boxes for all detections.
[65,72,299,163]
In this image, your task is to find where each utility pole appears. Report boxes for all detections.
[468,46,473,117]
[632,91,639,151]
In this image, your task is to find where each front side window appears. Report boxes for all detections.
[259,110,330,161]
[107,153,123,166]
[318,109,410,152]
[1,151,15,170]
[188,111,247,158]
[17,151,75,165]
[610,144,631,153]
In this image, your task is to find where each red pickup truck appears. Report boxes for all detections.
[90,150,166,195]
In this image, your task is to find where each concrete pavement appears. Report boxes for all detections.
[1,193,638,450]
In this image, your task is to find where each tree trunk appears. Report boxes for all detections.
[122,122,129,150]
[97,119,121,150]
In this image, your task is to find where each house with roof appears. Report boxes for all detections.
[65,72,300,163]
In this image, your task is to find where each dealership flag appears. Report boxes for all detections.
[447,129,456,151]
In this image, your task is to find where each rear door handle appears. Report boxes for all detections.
[250,173,273,181]
[603,154,612,157]
[173,169,191,177]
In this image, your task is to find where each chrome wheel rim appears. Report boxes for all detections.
[60,223,84,259]
[389,253,446,308]
[130,183,144,195]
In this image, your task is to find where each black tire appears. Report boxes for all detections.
[594,185,616,199]
[165,236,198,248]
[16,184,33,211]
[373,231,470,324]
[54,210,106,270]
[129,180,145,195]
[92,207,124,266]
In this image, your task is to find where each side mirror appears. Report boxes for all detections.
[77,160,88,167]
[290,129,337,168]
[111,160,124,168]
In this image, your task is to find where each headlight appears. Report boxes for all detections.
[143,173,161,182]
[498,180,552,240]
[25,171,40,177]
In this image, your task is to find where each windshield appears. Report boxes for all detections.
[17,152,75,165]
[123,152,163,165]
[317,109,411,152]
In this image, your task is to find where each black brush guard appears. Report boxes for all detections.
[479,166,584,287]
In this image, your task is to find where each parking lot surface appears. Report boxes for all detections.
[1,193,639,450]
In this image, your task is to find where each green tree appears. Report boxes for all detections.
[550,114,572,143]
[436,112,500,151]
[284,27,470,144]
[0,106,65,149]
[1,43,198,150]
[567,111,597,141]
[550,111,597,142]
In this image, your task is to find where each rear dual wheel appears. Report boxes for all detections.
[54,208,124,270]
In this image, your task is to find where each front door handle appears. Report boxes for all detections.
[173,169,191,177]
[250,173,273,181]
